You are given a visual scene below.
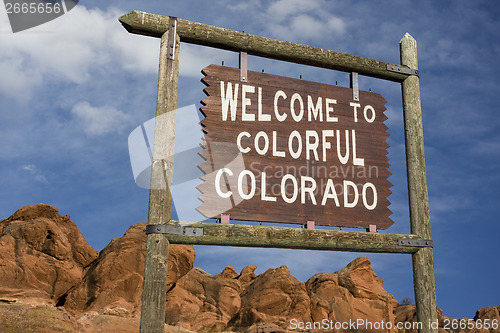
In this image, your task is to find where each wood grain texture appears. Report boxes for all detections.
[119,10,410,82]
[400,33,438,333]
[198,65,393,230]
[140,22,180,333]
[166,220,424,254]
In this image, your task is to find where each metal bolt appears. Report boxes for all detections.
[170,53,174,56]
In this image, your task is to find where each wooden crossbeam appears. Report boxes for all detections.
[119,10,410,82]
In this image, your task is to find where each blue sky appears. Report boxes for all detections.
[1,0,499,319]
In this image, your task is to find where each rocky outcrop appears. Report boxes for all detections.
[0,204,497,333]
[164,267,242,331]
[229,265,311,331]
[473,306,500,333]
[64,222,195,317]
[0,204,98,305]
[164,258,397,332]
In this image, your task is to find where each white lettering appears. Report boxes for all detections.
[307,95,323,121]
[274,90,287,122]
[362,183,377,210]
[350,102,361,123]
[215,168,232,198]
[289,130,302,159]
[254,131,269,155]
[352,130,365,166]
[241,84,255,121]
[322,130,334,162]
[364,104,375,123]
[272,131,285,157]
[236,132,251,153]
[220,81,238,121]
[257,87,271,121]
[305,130,319,161]
[325,98,338,122]
[237,170,255,200]
[290,93,304,122]
[301,176,317,205]
[281,174,298,203]
[344,180,359,208]
[321,179,340,206]
[261,172,276,201]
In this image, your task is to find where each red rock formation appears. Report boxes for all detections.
[0,204,98,305]
[164,267,243,331]
[305,257,398,332]
[472,306,500,333]
[64,222,195,317]
[0,204,498,333]
[230,265,311,331]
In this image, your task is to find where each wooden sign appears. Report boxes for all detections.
[198,65,392,230]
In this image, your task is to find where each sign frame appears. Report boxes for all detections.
[119,11,437,333]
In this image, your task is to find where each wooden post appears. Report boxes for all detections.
[140,17,180,333]
[400,33,438,332]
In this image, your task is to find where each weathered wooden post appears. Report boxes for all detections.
[140,17,180,333]
[400,33,438,332]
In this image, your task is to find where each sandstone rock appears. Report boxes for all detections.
[306,257,398,331]
[229,265,311,331]
[65,222,195,317]
[472,306,500,333]
[215,265,239,280]
[0,204,98,305]
[165,267,242,331]
[238,264,258,288]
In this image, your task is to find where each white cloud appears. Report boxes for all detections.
[220,0,346,42]
[251,0,346,41]
[20,164,49,184]
[267,0,324,21]
[72,101,131,136]
[0,5,159,101]
[269,13,345,41]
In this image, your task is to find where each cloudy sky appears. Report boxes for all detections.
[1,0,498,319]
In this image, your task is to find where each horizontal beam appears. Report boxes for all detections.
[166,221,426,254]
[119,11,409,82]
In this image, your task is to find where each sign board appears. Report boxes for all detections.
[198,65,393,230]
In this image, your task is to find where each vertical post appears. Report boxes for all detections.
[140,17,180,333]
[400,33,438,332]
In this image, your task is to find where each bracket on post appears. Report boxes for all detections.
[145,224,203,236]
[166,16,177,60]
[239,52,248,82]
[220,214,230,224]
[306,221,315,229]
[398,239,433,248]
[350,72,359,101]
[367,224,377,233]
[386,64,418,76]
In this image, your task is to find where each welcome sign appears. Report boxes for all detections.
[198,65,392,230]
